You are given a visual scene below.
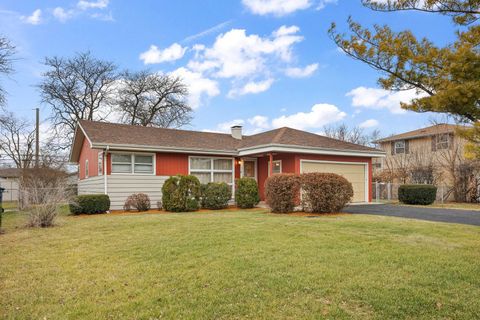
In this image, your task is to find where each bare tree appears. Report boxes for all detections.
[38,52,117,148]
[116,70,192,128]
[0,36,16,107]
[0,113,35,169]
[323,123,380,147]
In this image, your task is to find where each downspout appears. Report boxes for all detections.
[104,146,109,195]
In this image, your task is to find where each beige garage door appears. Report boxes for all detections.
[301,161,367,203]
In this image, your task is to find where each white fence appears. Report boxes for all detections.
[372,182,452,203]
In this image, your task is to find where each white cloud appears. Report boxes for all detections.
[216,119,245,132]
[272,103,346,130]
[140,43,187,64]
[52,7,74,22]
[285,63,318,78]
[242,0,312,16]
[228,78,274,97]
[248,115,270,129]
[317,0,338,10]
[359,119,379,129]
[77,0,109,10]
[170,67,220,109]
[347,86,426,114]
[188,25,303,79]
[21,9,42,25]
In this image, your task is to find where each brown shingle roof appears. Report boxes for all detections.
[0,168,21,178]
[239,127,380,152]
[75,120,383,160]
[80,120,240,152]
[375,124,463,143]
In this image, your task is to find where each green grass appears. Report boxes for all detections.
[1,210,480,319]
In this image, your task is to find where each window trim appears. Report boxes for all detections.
[85,159,89,178]
[436,133,450,150]
[188,156,235,194]
[98,152,103,176]
[394,140,406,154]
[268,160,282,177]
[110,152,156,175]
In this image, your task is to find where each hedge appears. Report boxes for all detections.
[398,184,437,205]
[201,182,232,210]
[124,193,151,212]
[264,174,300,213]
[235,177,260,209]
[162,175,201,212]
[70,194,110,214]
[300,173,353,213]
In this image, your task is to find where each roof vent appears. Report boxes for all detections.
[231,125,242,140]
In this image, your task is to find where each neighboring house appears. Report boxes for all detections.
[0,168,20,202]
[70,120,385,209]
[373,123,467,185]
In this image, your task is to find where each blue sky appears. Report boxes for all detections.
[0,0,460,138]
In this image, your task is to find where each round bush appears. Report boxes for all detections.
[124,193,151,212]
[265,174,301,213]
[162,175,201,212]
[300,173,353,213]
[201,182,232,210]
[398,184,437,205]
[69,194,110,214]
[235,177,260,209]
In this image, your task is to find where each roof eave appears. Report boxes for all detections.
[91,143,238,156]
[238,144,386,158]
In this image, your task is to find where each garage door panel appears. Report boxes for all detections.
[301,161,367,203]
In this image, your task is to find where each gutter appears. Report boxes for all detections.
[104,146,109,195]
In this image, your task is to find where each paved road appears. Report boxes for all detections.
[342,204,480,226]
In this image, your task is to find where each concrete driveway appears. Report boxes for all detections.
[342,204,480,226]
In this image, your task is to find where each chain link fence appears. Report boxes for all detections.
[372,182,452,203]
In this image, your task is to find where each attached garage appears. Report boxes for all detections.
[300,160,368,203]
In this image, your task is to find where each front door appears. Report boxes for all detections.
[242,160,256,180]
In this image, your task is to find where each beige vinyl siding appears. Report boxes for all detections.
[106,175,168,210]
[78,176,104,195]
[301,161,367,203]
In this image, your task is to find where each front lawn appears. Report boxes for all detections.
[1,210,480,319]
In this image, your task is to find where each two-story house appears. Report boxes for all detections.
[372,123,467,186]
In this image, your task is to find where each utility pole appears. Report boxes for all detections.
[35,108,39,168]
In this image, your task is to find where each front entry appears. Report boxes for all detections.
[241,159,257,180]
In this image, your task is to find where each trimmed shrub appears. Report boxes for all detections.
[235,177,260,209]
[265,174,301,213]
[162,175,201,212]
[300,173,353,213]
[398,184,437,205]
[124,193,151,212]
[69,194,110,214]
[201,182,232,210]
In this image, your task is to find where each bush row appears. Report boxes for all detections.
[162,175,259,211]
[265,173,354,213]
[69,176,259,214]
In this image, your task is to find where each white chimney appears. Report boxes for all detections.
[231,125,243,140]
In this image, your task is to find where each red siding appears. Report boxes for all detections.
[156,153,189,176]
[78,138,100,180]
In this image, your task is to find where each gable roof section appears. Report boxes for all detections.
[70,120,384,162]
[239,127,379,152]
[375,124,464,143]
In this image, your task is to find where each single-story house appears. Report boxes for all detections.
[70,120,385,209]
